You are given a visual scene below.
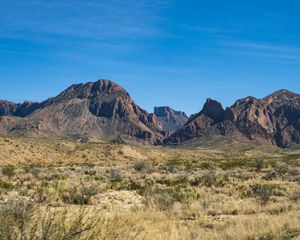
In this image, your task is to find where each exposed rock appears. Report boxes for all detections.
[154,106,188,132]
[0,100,40,117]
[1,82,300,148]
[165,99,237,144]
[165,90,300,148]
[0,80,164,144]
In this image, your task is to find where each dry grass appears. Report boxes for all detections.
[0,136,300,239]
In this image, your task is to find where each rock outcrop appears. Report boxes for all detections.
[0,100,40,117]
[165,90,300,148]
[1,81,300,148]
[0,80,164,144]
[154,106,188,132]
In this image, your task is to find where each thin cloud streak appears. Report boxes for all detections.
[0,0,170,39]
[220,40,300,63]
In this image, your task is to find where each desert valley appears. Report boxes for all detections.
[0,79,299,239]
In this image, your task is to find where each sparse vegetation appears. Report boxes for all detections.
[0,136,299,239]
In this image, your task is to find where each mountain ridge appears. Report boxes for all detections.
[1,81,300,148]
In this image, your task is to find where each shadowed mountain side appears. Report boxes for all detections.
[154,106,188,132]
[1,81,300,148]
[165,90,300,148]
[0,80,164,144]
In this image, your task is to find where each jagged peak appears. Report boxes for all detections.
[91,79,128,95]
[200,98,225,122]
[154,106,187,118]
[264,89,300,100]
[231,96,259,108]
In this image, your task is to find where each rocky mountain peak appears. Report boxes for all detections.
[201,98,225,123]
[154,106,188,132]
[154,106,187,119]
[0,100,40,117]
[263,89,300,109]
[91,80,128,96]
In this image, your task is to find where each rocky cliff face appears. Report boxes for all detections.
[1,81,300,148]
[0,100,40,117]
[165,90,300,148]
[0,80,164,144]
[154,106,188,132]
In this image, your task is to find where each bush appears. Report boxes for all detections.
[1,165,16,178]
[251,184,275,205]
[0,180,14,190]
[0,199,144,240]
[254,159,266,172]
[276,163,290,177]
[62,184,99,205]
[133,161,147,172]
[262,170,277,181]
[109,169,123,183]
[291,191,300,202]
[201,171,217,187]
[144,187,198,210]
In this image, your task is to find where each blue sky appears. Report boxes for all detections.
[1,0,300,115]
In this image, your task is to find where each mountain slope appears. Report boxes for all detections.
[165,90,300,148]
[1,82,300,148]
[0,80,164,144]
[154,106,188,132]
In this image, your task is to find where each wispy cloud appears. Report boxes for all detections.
[221,40,300,63]
[0,0,170,39]
[0,0,172,65]
[181,25,240,35]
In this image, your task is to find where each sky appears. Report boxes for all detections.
[1,0,300,115]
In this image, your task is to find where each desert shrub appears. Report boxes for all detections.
[287,167,300,176]
[275,163,290,177]
[34,186,50,203]
[250,184,276,205]
[198,161,213,169]
[156,174,189,187]
[109,169,123,183]
[1,165,16,178]
[254,159,266,172]
[0,199,143,240]
[201,171,218,187]
[0,180,14,190]
[133,160,147,172]
[0,199,35,239]
[30,167,42,179]
[62,184,99,205]
[290,191,300,202]
[220,159,252,170]
[144,187,198,210]
[263,170,277,181]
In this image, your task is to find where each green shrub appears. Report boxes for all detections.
[275,163,290,177]
[254,159,266,172]
[109,169,123,183]
[144,187,198,210]
[62,184,99,205]
[1,165,16,178]
[250,184,275,205]
[0,180,14,190]
[133,161,147,172]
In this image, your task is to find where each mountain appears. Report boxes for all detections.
[154,106,188,132]
[1,81,300,148]
[165,90,300,148]
[0,80,164,144]
[0,100,40,117]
